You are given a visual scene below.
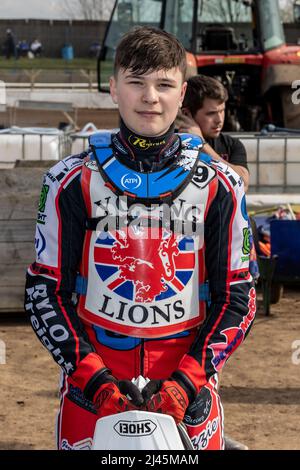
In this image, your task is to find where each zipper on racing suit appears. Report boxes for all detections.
[140,339,145,377]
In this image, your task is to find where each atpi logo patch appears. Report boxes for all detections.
[94,226,195,303]
[121,173,142,190]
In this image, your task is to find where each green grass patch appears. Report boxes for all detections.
[0,57,97,70]
[0,58,114,86]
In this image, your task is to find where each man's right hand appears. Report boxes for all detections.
[93,372,144,419]
[176,109,203,137]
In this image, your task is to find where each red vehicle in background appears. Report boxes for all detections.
[98,0,300,131]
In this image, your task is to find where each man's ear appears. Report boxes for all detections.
[181,107,193,118]
[179,81,187,107]
[110,76,118,104]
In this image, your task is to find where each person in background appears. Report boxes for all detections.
[177,74,249,191]
[17,39,30,58]
[30,38,42,57]
[3,29,17,60]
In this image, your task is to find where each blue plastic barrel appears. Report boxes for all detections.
[61,45,74,60]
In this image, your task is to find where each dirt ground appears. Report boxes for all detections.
[0,286,300,450]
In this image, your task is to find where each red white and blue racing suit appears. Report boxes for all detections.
[25,128,256,450]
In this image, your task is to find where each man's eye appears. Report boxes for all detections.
[129,81,143,85]
[159,83,173,88]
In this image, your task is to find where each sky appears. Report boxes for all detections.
[0,0,114,20]
[0,0,65,19]
[0,0,292,20]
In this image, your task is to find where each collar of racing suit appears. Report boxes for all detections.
[111,120,181,172]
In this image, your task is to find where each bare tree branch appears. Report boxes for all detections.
[279,0,295,22]
[61,0,295,24]
[200,0,248,23]
[61,0,113,20]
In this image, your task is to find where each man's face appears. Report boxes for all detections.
[110,67,187,137]
[193,98,225,139]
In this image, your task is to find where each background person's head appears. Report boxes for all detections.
[110,26,187,137]
[183,75,228,139]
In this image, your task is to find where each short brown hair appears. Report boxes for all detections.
[114,26,187,78]
[183,74,228,117]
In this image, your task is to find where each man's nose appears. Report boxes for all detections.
[215,113,223,124]
[142,86,159,103]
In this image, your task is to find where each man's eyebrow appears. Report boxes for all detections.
[157,77,177,83]
[124,74,177,84]
[207,108,224,113]
[125,74,144,79]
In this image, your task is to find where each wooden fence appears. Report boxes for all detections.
[0,166,45,312]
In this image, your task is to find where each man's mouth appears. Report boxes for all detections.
[136,111,162,116]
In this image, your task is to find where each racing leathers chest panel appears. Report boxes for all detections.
[25,132,256,400]
[77,139,218,338]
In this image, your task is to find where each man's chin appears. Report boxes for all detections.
[208,131,221,139]
[133,125,170,138]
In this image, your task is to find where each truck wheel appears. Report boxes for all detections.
[270,282,283,304]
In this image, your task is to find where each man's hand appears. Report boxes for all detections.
[93,371,144,419]
[176,109,203,138]
[142,379,189,424]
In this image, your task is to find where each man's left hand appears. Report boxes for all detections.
[142,379,189,424]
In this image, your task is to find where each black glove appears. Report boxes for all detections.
[141,379,164,402]
[86,368,144,414]
[142,379,189,424]
[104,371,144,406]
[117,379,144,406]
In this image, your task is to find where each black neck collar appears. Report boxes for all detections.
[111,120,180,172]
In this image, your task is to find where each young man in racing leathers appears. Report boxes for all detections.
[25,27,256,451]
